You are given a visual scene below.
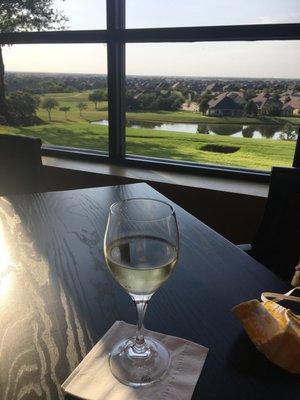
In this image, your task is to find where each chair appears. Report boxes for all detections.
[0,134,42,195]
[241,166,300,283]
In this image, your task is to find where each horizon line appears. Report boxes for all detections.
[6,70,300,81]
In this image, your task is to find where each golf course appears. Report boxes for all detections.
[0,90,299,171]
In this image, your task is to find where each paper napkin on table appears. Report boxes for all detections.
[62,320,208,400]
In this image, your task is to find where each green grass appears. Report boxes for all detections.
[126,128,295,170]
[0,90,298,171]
[124,111,300,125]
[39,91,108,121]
[0,121,296,171]
[0,121,109,150]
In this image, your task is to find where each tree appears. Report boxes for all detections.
[199,93,213,115]
[59,106,70,120]
[7,91,40,124]
[262,100,282,116]
[244,100,258,117]
[244,89,256,101]
[149,92,184,111]
[42,98,59,121]
[88,90,106,110]
[77,102,88,117]
[139,92,157,110]
[126,93,142,111]
[0,1,67,120]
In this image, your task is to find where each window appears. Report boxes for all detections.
[56,0,106,30]
[0,0,299,179]
[125,41,299,171]
[126,0,300,28]
[3,44,108,152]
[1,0,106,32]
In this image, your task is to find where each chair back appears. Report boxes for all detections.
[251,166,300,282]
[0,134,42,195]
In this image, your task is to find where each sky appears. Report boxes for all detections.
[3,0,300,78]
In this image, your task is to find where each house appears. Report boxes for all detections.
[260,97,283,116]
[207,92,244,116]
[227,91,246,107]
[251,93,283,115]
[206,82,224,93]
[155,80,169,91]
[252,93,269,112]
[223,83,239,91]
[282,96,300,116]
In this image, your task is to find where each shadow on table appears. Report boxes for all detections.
[228,332,297,381]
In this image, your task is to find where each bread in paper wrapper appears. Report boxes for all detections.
[232,299,300,374]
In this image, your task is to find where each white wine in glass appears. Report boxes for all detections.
[104,198,179,387]
[106,236,177,295]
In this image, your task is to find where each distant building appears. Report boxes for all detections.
[223,83,239,92]
[171,82,181,90]
[207,92,243,117]
[206,82,224,93]
[259,97,283,116]
[181,101,199,112]
[252,93,270,114]
[282,96,300,116]
[155,81,169,91]
[227,91,246,106]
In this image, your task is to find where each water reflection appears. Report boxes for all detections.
[279,122,298,141]
[241,126,255,138]
[126,120,160,130]
[198,124,242,136]
[92,119,298,140]
[196,123,294,140]
[280,132,297,141]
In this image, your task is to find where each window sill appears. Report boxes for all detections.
[42,156,269,198]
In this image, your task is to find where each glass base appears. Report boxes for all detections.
[109,336,170,387]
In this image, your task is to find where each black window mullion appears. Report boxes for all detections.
[118,23,300,43]
[0,30,108,45]
[293,129,300,168]
[107,0,126,161]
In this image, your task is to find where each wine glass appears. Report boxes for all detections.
[104,198,179,387]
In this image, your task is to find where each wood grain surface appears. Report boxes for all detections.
[0,183,297,400]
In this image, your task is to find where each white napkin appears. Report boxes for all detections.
[62,321,209,400]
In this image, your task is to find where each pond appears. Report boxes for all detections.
[91,120,298,140]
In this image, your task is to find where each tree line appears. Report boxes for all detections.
[5,74,108,95]
[126,90,185,112]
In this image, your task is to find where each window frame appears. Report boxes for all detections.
[0,0,300,181]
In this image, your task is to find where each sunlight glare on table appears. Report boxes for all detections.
[0,222,13,297]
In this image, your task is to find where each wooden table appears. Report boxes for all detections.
[0,183,297,400]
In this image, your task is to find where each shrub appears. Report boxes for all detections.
[7,91,41,125]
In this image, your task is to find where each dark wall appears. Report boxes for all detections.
[41,166,266,245]
[41,166,137,192]
[150,182,266,245]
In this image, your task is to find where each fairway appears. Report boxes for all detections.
[0,91,298,171]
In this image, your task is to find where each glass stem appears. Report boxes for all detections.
[133,297,149,349]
